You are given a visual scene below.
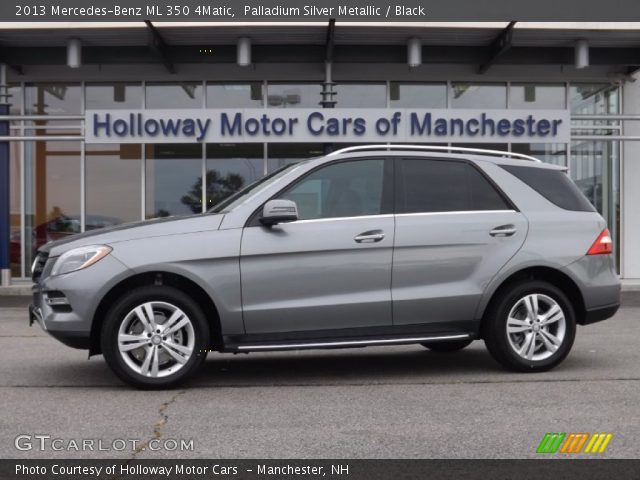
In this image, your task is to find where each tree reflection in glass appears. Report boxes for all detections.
[182,170,245,214]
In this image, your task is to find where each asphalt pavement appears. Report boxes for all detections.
[0,294,638,459]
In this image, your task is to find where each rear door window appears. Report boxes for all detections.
[396,158,512,214]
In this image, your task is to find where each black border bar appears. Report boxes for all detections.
[4,0,640,22]
[2,459,640,480]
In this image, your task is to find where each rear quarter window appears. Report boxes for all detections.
[500,165,595,212]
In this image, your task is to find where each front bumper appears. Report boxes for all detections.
[29,302,90,349]
[29,253,131,350]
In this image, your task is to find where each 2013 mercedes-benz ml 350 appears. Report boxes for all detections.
[29,145,620,388]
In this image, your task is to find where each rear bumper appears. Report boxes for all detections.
[582,302,620,325]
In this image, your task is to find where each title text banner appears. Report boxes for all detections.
[85,109,570,144]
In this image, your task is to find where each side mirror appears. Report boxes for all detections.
[260,199,299,226]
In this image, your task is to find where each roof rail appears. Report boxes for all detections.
[327,144,541,162]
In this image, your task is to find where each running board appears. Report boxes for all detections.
[233,333,472,352]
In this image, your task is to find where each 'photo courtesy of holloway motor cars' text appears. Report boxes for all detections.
[0,0,639,479]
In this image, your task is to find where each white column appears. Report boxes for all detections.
[622,73,640,279]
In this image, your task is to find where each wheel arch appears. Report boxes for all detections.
[89,271,223,356]
[479,266,586,335]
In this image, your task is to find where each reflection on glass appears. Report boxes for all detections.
[570,83,620,136]
[146,82,203,109]
[510,84,566,109]
[267,143,324,173]
[334,84,386,107]
[86,144,142,226]
[511,143,567,166]
[8,85,22,276]
[451,82,507,109]
[24,141,82,270]
[279,160,385,220]
[570,84,619,114]
[25,83,81,115]
[145,144,202,219]
[204,144,264,210]
[570,141,620,271]
[86,83,142,109]
[390,83,447,108]
[25,83,82,138]
[207,83,263,108]
[267,84,322,108]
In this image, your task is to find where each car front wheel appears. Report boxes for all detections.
[101,286,209,389]
[483,280,576,372]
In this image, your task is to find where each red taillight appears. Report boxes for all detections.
[587,228,613,255]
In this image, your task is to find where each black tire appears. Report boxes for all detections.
[421,339,473,352]
[101,285,209,389]
[482,280,576,372]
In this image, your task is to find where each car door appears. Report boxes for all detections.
[240,158,395,334]
[392,157,528,329]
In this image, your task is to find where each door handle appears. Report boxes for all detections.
[490,225,517,237]
[354,230,385,243]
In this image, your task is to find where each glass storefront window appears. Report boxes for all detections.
[510,84,566,109]
[24,141,82,271]
[570,83,620,137]
[24,83,82,139]
[8,85,22,277]
[86,83,142,109]
[267,143,324,172]
[570,140,620,270]
[569,83,620,271]
[570,84,619,114]
[451,82,507,109]
[511,143,567,166]
[86,144,142,227]
[267,84,322,108]
[205,144,265,210]
[145,82,203,109]
[25,83,81,115]
[207,83,263,108]
[389,83,447,108]
[145,144,202,218]
[334,83,386,107]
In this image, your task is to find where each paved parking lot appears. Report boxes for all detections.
[0,294,638,459]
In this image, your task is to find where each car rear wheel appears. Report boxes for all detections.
[483,280,576,372]
[101,285,209,389]
[420,339,473,352]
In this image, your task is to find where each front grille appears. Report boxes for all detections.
[31,252,49,282]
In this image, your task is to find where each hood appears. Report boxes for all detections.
[42,214,224,257]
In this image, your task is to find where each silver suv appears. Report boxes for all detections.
[29,145,620,388]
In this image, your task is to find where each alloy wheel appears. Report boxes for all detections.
[506,293,566,362]
[117,301,195,378]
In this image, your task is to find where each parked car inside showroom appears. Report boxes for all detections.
[29,145,620,388]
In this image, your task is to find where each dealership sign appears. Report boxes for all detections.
[85,109,570,144]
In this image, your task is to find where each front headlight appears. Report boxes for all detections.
[50,245,112,276]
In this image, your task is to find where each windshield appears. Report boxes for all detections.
[208,162,301,214]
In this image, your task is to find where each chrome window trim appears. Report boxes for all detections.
[279,210,516,225]
[396,209,517,218]
[291,214,394,225]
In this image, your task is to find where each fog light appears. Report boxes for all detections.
[45,292,69,306]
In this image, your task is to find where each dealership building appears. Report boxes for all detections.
[1,21,640,285]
